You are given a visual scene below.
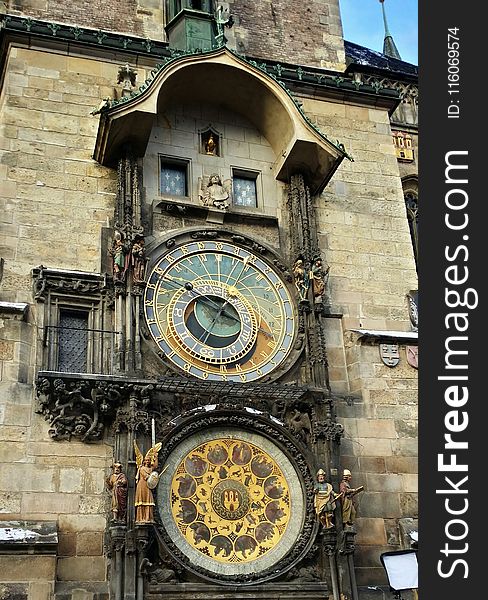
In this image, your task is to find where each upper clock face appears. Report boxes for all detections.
[144,239,296,382]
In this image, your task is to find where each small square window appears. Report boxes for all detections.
[160,158,189,197]
[232,171,258,207]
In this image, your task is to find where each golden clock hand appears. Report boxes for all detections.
[163,275,235,316]
[162,272,274,339]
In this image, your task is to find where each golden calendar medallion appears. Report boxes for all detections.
[169,438,291,564]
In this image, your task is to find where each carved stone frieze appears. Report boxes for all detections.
[35,373,332,443]
[35,377,122,442]
[189,230,219,240]
[32,265,109,302]
[35,375,155,442]
[313,419,344,443]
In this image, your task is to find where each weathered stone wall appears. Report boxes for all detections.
[301,97,418,586]
[5,1,346,70]
[5,0,165,41]
[228,0,346,70]
[0,47,127,301]
[0,46,124,593]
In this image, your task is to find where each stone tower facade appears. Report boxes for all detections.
[0,2,418,599]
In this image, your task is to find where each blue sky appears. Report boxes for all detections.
[338,0,418,65]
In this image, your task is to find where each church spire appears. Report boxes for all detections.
[379,0,402,60]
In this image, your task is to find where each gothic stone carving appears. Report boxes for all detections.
[198,174,232,210]
[33,265,108,302]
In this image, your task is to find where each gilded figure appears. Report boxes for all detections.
[309,257,330,301]
[205,133,217,155]
[339,469,364,526]
[134,441,162,523]
[314,469,339,529]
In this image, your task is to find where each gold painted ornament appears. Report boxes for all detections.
[170,438,290,564]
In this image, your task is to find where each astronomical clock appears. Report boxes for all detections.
[143,236,297,383]
[138,230,319,585]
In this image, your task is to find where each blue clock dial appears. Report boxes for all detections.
[144,240,296,382]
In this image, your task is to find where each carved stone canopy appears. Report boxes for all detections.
[93,47,347,194]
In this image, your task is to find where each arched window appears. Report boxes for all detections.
[404,191,418,268]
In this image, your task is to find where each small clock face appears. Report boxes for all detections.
[144,239,296,382]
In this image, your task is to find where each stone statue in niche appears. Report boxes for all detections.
[131,236,147,284]
[110,231,128,282]
[198,173,232,210]
[339,469,364,526]
[314,468,340,530]
[205,133,217,155]
[293,258,309,301]
[117,63,137,97]
[106,462,128,522]
[310,256,330,302]
[201,129,220,156]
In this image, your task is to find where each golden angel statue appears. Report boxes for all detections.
[134,441,162,523]
[198,173,232,210]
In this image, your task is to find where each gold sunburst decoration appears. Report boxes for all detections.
[170,438,291,563]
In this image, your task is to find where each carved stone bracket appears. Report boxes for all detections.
[321,529,338,556]
[338,526,357,555]
[35,374,155,442]
[35,372,326,442]
[109,524,127,554]
[313,419,344,444]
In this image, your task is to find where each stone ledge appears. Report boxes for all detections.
[0,520,57,555]
[350,329,418,345]
[0,301,29,320]
[146,583,328,600]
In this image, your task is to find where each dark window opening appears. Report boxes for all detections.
[405,192,418,268]
[58,310,88,373]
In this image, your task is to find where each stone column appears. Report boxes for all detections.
[109,525,127,600]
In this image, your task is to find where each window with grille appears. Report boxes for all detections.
[160,158,189,197]
[232,171,258,207]
[58,310,88,373]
